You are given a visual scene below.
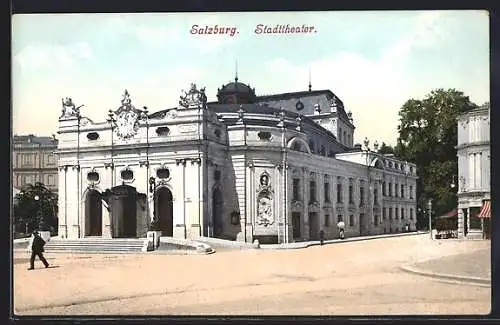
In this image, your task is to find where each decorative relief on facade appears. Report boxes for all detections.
[257,192,274,227]
[166,109,178,119]
[60,97,82,119]
[179,83,207,109]
[257,172,273,193]
[113,90,141,140]
[179,124,197,133]
[291,200,303,211]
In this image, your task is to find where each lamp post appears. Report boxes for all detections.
[34,195,46,231]
[450,175,457,189]
[149,176,159,230]
[428,199,433,239]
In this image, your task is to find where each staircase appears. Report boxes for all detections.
[44,238,151,253]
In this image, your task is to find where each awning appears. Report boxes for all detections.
[436,208,458,219]
[477,200,491,218]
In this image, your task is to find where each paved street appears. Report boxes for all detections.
[13,234,490,316]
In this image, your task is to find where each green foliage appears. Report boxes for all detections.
[13,182,58,234]
[377,142,395,155]
[394,89,477,222]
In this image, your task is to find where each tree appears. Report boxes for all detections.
[13,182,58,235]
[377,142,395,155]
[395,89,477,221]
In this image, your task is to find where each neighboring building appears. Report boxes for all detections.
[12,135,59,193]
[456,102,491,239]
[55,79,417,242]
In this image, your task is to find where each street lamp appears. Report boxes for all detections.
[450,175,457,189]
[34,195,46,231]
[428,199,433,239]
[149,177,160,231]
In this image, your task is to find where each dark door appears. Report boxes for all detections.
[212,188,224,237]
[463,208,468,236]
[110,185,137,238]
[309,212,319,240]
[155,187,173,236]
[359,213,366,235]
[292,212,301,239]
[85,190,102,236]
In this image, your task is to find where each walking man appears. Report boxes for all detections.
[319,229,325,246]
[28,230,49,270]
[337,220,345,239]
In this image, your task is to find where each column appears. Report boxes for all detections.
[173,159,186,239]
[57,166,68,238]
[302,167,309,240]
[186,159,202,239]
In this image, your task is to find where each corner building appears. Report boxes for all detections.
[56,79,417,243]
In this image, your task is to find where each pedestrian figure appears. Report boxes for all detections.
[337,221,345,239]
[28,230,49,270]
[319,229,325,245]
[405,224,409,233]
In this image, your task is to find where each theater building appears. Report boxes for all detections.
[56,78,417,243]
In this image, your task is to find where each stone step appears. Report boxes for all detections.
[43,238,149,253]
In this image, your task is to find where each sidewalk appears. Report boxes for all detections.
[259,231,428,249]
[400,248,491,286]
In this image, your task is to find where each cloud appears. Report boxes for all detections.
[381,11,446,65]
[134,25,182,45]
[14,42,93,71]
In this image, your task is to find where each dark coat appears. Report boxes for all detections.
[31,234,46,253]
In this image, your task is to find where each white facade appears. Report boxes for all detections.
[456,103,490,238]
[56,80,417,243]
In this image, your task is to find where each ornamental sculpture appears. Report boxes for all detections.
[112,90,141,140]
[60,97,81,119]
[257,194,274,227]
[179,83,207,109]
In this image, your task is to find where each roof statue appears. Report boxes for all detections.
[60,97,81,119]
[179,83,207,109]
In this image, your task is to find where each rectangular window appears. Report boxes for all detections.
[401,208,405,220]
[349,183,354,204]
[47,174,55,186]
[337,183,342,203]
[22,154,34,166]
[293,178,300,201]
[337,215,343,223]
[395,208,399,220]
[373,188,378,206]
[394,183,398,197]
[374,215,379,226]
[349,215,354,227]
[410,208,414,220]
[47,154,55,165]
[324,182,330,202]
[360,186,365,206]
[382,182,386,196]
[325,214,330,227]
[309,181,317,203]
[383,207,387,220]
[401,184,404,198]
[389,207,393,220]
[410,185,414,199]
[388,182,392,196]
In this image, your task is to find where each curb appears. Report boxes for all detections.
[399,264,491,286]
[260,231,427,250]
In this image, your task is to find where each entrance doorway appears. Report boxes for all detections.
[109,185,137,238]
[212,188,224,237]
[463,208,468,236]
[85,189,102,236]
[359,213,366,235]
[308,212,319,240]
[292,212,301,239]
[155,187,174,236]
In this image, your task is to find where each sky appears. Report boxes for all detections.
[12,10,490,146]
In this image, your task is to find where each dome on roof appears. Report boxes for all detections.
[216,77,257,104]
